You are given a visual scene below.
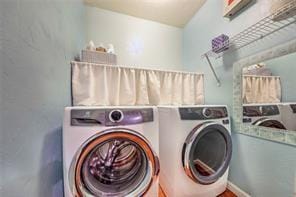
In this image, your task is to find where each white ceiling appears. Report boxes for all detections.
[84,0,206,27]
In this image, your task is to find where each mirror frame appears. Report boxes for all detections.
[233,39,296,146]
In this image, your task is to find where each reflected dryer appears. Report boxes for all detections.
[63,106,159,197]
[158,105,232,197]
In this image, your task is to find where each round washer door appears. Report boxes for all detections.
[182,122,232,185]
[70,128,159,197]
[253,118,286,130]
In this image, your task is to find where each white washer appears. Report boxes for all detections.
[280,103,296,131]
[63,106,159,197]
[158,105,232,197]
[243,103,286,129]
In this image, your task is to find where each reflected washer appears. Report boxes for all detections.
[63,106,159,197]
[243,103,286,129]
[280,102,296,131]
[158,105,232,197]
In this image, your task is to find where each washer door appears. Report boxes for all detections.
[70,128,159,197]
[253,118,286,130]
[182,122,232,185]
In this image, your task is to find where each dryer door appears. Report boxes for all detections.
[182,122,232,185]
[70,128,159,197]
[253,118,286,129]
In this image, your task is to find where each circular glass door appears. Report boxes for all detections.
[182,122,232,185]
[71,129,159,197]
[253,118,286,130]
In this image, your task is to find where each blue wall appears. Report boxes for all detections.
[0,5,3,193]
[0,0,85,196]
[266,52,296,102]
[183,0,296,196]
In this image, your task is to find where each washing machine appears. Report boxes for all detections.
[280,103,296,131]
[242,103,286,129]
[63,106,159,197]
[158,105,232,197]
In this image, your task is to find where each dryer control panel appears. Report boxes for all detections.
[179,107,228,120]
[71,108,154,126]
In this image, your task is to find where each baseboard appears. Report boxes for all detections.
[227,181,251,197]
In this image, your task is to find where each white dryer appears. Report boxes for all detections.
[63,106,159,197]
[243,103,286,129]
[158,105,232,197]
[280,103,296,131]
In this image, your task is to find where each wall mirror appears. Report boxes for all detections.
[233,39,296,146]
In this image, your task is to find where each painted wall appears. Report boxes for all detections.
[0,5,3,194]
[183,0,296,196]
[265,52,296,102]
[85,6,183,70]
[0,2,183,196]
[0,0,85,196]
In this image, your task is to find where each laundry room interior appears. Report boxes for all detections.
[1,0,296,197]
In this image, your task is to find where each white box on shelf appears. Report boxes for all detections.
[81,50,117,65]
[223,0,252,18]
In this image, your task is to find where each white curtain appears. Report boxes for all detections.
[71,61,204,106]
[242,75,281,104]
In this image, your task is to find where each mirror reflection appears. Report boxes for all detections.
[242,52,296,131]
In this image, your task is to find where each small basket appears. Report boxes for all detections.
[81,50,117,65]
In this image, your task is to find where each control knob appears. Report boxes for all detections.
[110,110,124,122]
[202,108,212,118]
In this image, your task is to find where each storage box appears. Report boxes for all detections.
[243,67,272,76]
[212,34,229,53]
[81,50,117,65]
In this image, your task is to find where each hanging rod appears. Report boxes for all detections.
[71,61,204,76]
[201,0,296,86]
[243,75,280,78]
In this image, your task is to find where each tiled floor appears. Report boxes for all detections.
[159,185,237,197]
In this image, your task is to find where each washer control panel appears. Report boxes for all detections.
[243,105,280,117]
[105,109,154,126]
[71,108,154,126]
[179,107,228,120]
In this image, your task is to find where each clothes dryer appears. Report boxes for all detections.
[158,105,232,197]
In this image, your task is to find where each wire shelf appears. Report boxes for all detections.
[202,0,296,59]
[201,0,296,86]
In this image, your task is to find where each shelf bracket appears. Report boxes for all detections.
[204,54,221,87]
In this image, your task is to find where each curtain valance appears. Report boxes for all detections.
[242,75,281,104]
[71,61,204,106]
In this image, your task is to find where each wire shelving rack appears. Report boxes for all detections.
[202,0,296,86]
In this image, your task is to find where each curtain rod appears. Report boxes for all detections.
[71,61,204,76]
[243,75,281,78]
